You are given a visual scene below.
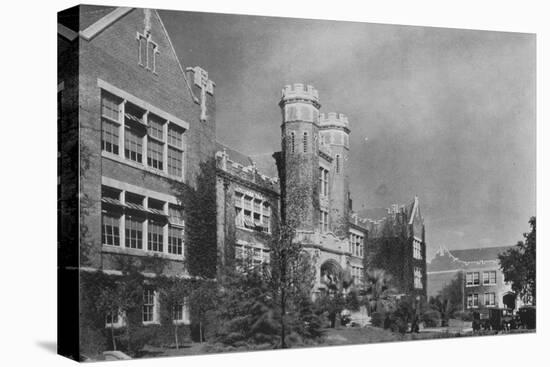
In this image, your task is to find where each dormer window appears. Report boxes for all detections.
[137,31,158,73]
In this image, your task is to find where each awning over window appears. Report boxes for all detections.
[125,112,146,126]
[101,197,124,207]
[125,202,148,212]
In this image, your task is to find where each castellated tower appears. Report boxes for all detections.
[278,84,321,232]
[320,112,350,239]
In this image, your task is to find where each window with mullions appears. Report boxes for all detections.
[102,120,119,154]
[125,125,143,163]
[148,220,164,253]
[147,115,164,140]
[142,289,155,323]
[147,139,164,170]
[173,301,190,324]
[125,216,143,249]
[303,132,308,153]
[483,271,497,285]
[336,155,341,174]
[102,214,120,246]
[101,92,121,122]
[168,147,183,177]
[168,226,183,255]
[168,125,183,148]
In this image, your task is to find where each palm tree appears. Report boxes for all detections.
[363,269,397,314]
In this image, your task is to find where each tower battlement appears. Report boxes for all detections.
[320,112,349,128]
[281,83,319,104]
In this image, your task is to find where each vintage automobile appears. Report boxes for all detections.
[473,308,516,331]
[518,306,536,329]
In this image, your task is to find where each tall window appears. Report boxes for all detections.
[168,227,183,255]
[147,139,164,170]
[142,289,155,323]
[336,154,341,174]
[484,292,495,306]
[414,267,423,289]
[168,148,183,177]
[468,293,479,308]
[319,209,329,233]
[173,300,190,324]
[125,216,143,249]
[102,214,120,246]
[101,92,120,121]
[466,272,480,286]
[289,132,295,153]
[137,32,158,73]
[168,124,184,178]
[303,132,308,153]
[413,239,422,260]
[148,220,164,253]
[125,125,144,163]
[483,271,497,285]
[319,167,329,197]
[101,93,121,155]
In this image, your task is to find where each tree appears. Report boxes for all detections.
[362,269,397,314]
[499,217,536,304]
[189,280,218,343]
[158,278,190,349]
[267,221,317,348]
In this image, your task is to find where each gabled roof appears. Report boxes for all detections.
[216,142,254,167]
[448,246,513,262]
[57,6,199,103]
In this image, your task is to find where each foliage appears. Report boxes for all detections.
[189,279,218,343]
[453,310,473,322]
[266,190,318,348]
[436,271,464,316]
[370,312,386,328]
[362,269,397,314]
[214,268,279,346]
[421,310,441,328]
[172,159,218,279]
[498,217,536,304]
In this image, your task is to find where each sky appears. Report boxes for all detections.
[159,10,536,260]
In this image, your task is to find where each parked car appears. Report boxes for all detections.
[518,306,536,329]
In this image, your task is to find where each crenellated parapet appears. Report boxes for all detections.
[280,83,320,108]
[320,112,350,133]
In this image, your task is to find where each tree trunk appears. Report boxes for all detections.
[111,325,117,351]
[174,323,179,350]
[199,321,203,343]
[281,288,286,348]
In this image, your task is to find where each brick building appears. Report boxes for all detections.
[427,246,520,310]
[58,5,427,355]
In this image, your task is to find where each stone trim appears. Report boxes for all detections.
[97,78,190,131]
[101,175,179,204]
[80,7,133,41]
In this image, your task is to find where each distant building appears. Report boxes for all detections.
[427,246,520,310]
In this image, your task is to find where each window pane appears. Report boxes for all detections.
[168,147,183,177]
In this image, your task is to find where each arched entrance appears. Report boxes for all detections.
[503,292,516,310]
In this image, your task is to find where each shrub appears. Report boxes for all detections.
[453,310,473,321]
[421,310,441,328]
[371,312,386,327]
